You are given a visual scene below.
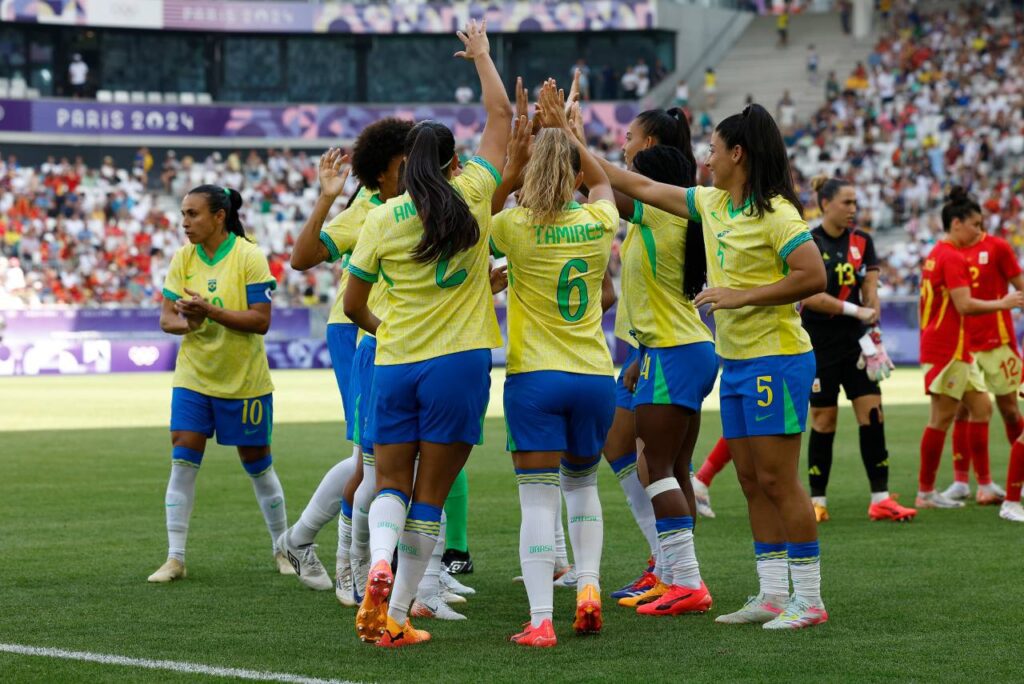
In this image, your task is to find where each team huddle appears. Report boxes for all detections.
[145,22,1024,649]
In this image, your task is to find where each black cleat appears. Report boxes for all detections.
[441,549,474,575]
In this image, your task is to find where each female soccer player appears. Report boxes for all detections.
[943,224,1023,506]
[490,108,617,646]
[280,118,412,599]
[343,19,510,648]
[586,103,830,630]
[612,140,718,617]
[605,108,702,603]
[149,185,288,583]
[799,176,916,522]
[916,188,1023,509]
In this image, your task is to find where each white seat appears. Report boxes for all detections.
[196,92,212,104]
[25,87,40,99]
[113,90,130,102]
[162,92,179,103]
[0,85,8,98]
[96,89,113,102]
[0,78,9,89]
[146,91,162,103]
[9,77,26,98]
[179,92,196,104]
[130,91,146,103]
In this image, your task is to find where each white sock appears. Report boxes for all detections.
[292,456,356,547]
[610,454,659,559]
[417,512,446,601]
[388,502,441,625]
[518,474,559,628]
[248,464,287,552]
[165,462,198,562]
[662,526,701,589]
[368,488,408,566]
[755,542,790,597]
[350,460,375,562]
[560,461,603,592]
[337,499,353,573]
[811,496,827,508]
[554,500,569,567]
[870,490,890,504]
[788,541,822,604]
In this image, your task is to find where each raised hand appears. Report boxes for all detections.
[454,19,490,61]
[318,148,350,199]
[504,114,533,186]
[537,79,569,129]
[566,68,581,114]
[567,101,586,143]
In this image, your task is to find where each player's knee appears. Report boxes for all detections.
[241,453,273,478]
[735,469,761,499]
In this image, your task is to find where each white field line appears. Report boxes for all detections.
[0,643,364,684]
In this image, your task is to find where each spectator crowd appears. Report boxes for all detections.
[1,3,1023,313]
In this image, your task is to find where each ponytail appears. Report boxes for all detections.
[186,184,249,240]
[632,145,706,300]
[715,104,803,219]
[634,107,696,171]
[404,121,479,263]
[810,175,852,210]
[941,186,981,232]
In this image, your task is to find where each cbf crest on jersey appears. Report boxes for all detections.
[207,279,217,293]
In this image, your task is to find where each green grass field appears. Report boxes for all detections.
[2,369,1022,683]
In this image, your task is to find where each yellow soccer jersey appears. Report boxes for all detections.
[491,199,617,376]
[347,157,503,365]
[321,188,384,325]
[622,200,713,349]
[686,186,813,360]
[162,233,276,399]
[612,300,638,347]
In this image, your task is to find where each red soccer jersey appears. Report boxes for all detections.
[961,234,1021,352]
[920,240,973,364]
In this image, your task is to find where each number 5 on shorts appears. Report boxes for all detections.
[241,398,264,425]
[756,376,773,407]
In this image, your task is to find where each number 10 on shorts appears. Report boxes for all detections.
[241,398,264,425]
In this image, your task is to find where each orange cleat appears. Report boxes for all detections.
[511,619,557,648]
[636,582,713,616]
[617,580,669,608]
[355,559,393,644]
[377,615,431,648]
[573,584,602,635]
[813,503,830,523]
[868,496,917,522]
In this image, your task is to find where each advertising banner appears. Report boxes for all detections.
[2,0,655,33]
[2,98,639,142]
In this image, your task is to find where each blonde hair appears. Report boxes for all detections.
[517,129,581,225]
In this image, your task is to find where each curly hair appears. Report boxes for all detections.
[351,118,414,190]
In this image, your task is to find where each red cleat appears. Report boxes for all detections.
[511,619,557,648]
[868,496,917,522]
[636,582,713,616]
[355,559,393,643]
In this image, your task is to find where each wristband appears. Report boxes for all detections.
[841,302,860,317]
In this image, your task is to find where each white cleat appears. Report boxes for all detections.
[915,490,966,509]
[411,594,467,621]
[441,588,467,605]
[275,552,296,576]
[977,482,1006,505]
[553,566,578,589]
[692,476,716,519]
[715,593,787,624]
[351,556,370,603]
[336,562,357,606]
[999,500,1024,522]
[276,530,332,591]
[940,481,971,501]
[148,558,186,583]
[762,597,829,630]
[441,570,476,596]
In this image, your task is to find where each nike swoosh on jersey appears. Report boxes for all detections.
[245,428,260,435]
[184,274,195,280]
[755,414,774,422]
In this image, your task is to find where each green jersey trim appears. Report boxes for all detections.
[196,232,237,266]
[348,263,379,283]
[319,231,343,263]
[631,199,644,224]
[469,156,502,186]
[779,231,812,261]
[685,187,701,223]
[162,288,181,302]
